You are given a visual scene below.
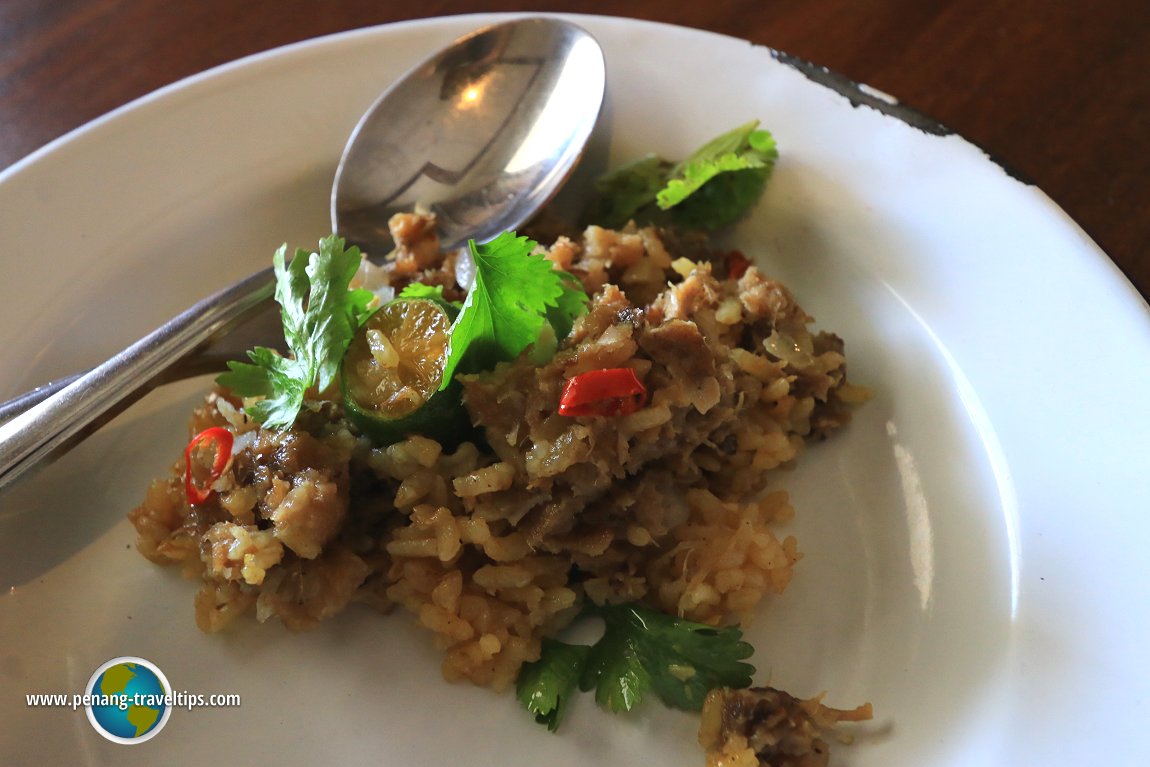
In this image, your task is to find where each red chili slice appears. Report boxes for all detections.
[726,250,751,280]
[184,426,234,505]
[558,368,648,417]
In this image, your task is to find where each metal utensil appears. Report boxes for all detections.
[0,17,605,491]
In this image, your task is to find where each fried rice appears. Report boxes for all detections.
[129,213,868,697]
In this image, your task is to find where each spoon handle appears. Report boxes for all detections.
[0,375,79,426]
[0,267,275,491]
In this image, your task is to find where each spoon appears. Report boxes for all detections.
[0,17,606,491]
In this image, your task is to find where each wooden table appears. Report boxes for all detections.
[3,1,1147,303]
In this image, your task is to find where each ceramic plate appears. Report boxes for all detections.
[2,13,1148,765]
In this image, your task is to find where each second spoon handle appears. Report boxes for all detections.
[0,266,276,492]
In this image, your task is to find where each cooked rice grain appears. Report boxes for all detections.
[129,216,865,693]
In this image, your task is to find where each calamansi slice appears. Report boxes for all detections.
[341,297,468,446]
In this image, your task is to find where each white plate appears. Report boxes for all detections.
[2,13,1148,765]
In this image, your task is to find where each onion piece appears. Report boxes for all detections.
[763,328,815,369]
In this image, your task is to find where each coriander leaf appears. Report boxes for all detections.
[657,149,763,209]
[399,283,446,301]
[216,235,372,430]
[299,237,375,392]
[518,603,757,731]
[399,281,464,313]
[656,121,777,230]
[440,232,587,387]
[582,154,671,229]
[546,270,590,341]
[659,166,772,231]
[217,348,277,399]
[225,346,308,429]
[517,639,591,731]
[580,120,777,232]
[657,120,776,207]
[296,238,372,395]
[593,603,755,712]
[579,622,652,713]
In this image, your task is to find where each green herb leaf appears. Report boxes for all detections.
[516,639,591,731]
[521,602,756,731]
[656,121,776,208]
[234,346,308,429]
[579,620,652,713]
[546,271,591,341]
[582,120,777,231]
[582,154,672,230]
[217,235,373,430]
[440,232,587,387]
[398,282,464,314]
[297,237,376,392]
[588,604,754,712]
[399,283,446,301]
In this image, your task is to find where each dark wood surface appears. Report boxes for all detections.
[3,1,1147,302]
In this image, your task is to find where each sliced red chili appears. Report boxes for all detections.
[558,368,648,417]
[184,426,234,505]
[726,250,751,280]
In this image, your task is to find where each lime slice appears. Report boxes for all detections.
[341,297,469,446]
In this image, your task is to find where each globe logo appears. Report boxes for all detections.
[84,657,172,744]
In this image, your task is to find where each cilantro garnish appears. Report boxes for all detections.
[398,282,450,304]
[440,232,587,387]
[582,155,670,232]
[516,603,756,731]
[217,235,373,430]
[584,603,756,712]
[583,120,778,231]
[516,639,591,731]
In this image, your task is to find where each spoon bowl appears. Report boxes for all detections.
[0,17,605,491]
[334,17,605,254]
